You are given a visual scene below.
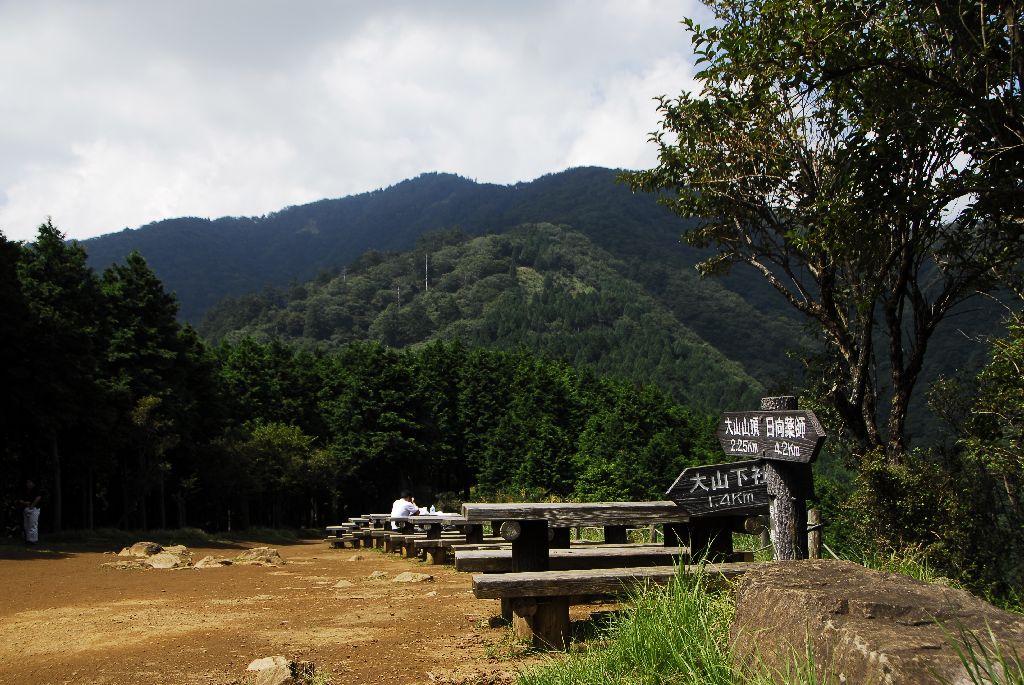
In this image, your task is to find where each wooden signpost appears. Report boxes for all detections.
[666,396,825,561]
[716,410,826,463]
[665,459,769,517]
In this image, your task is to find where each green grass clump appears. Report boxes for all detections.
[944,623,1024,685]
[519,564,736,685]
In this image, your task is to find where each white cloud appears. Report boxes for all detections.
[0,1,705,242]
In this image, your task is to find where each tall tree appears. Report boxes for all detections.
[627,0,1024,461]
[100,251,188,528]
[17,220,103,531]
[0,232,31,474]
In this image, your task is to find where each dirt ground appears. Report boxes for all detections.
[0,539,558,685]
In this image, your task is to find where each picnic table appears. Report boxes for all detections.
[461,501,690,571]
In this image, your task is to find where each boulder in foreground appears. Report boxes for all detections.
[732,559,1024,685]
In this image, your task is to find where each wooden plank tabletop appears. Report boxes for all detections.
[461,501,689,526]
[389,514,470,525]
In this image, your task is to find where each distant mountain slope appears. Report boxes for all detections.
[84,166,809,387]
[201,223,768,412]
[84,166,1005,435]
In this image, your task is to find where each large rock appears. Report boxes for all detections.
[145,552,186,569]
[235,547,285,567]
[245,656,315,685]
[195,555,233,569]
[118,541,162,557]
[732,560,1024,685]
[247,656,292,685]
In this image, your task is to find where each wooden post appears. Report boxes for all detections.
[550,527,571,549]
[604,525,628,544]
[509,520,568,650]
[664,522,687,549]
[808,508,822,560]
[762,396,810,560]
[688,518,734,562]
[465,524,484,544]
[511,521,549,572]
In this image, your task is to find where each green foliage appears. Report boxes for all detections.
[925,309,1024,597]
[317,339,720,514]
[626,0,1023,458]
[200,223,766,413]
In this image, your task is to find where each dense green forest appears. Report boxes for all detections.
[1,222,720,533]
[201,223,767,412]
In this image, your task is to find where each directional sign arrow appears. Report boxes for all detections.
[666,459,769,517]
[716,410,826,464]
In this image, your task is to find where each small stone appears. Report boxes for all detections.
[425,591,438,597]
[347,553,367,561]
[393,572,433,583]
[367,570,389,580]
[333,580,354,588]
[195,555,233,569]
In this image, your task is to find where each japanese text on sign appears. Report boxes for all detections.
[716,410,825,464]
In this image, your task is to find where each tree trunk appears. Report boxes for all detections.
[762,396,810,560]
[87,466,94,530]
[158,473,167,530]
[49,431,62,533]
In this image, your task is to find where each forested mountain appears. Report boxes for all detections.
[85,166,1003,437]
[201,223,773,412]
[86,167,695,322]
[85,167,810,393]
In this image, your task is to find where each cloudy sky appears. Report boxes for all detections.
[0,1,705,243]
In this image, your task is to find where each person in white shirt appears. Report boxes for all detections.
[390,490,419,530]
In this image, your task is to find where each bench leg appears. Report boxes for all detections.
[501,598,513,623]
[351,537,362,549]
[511,597,570,650]
[426,548,446,565]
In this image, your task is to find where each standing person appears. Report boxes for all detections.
[390,490,419,530]
[17,479,42,545]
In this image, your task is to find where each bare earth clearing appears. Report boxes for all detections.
[0,540,553,685]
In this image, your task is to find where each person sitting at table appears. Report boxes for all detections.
[390,490,419,530]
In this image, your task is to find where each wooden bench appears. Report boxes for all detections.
[324,525,360,549]
[473,561,760,649]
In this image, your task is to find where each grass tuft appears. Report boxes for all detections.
[942,622,1024,685]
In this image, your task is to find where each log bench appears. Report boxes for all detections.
[472,561,760,649]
